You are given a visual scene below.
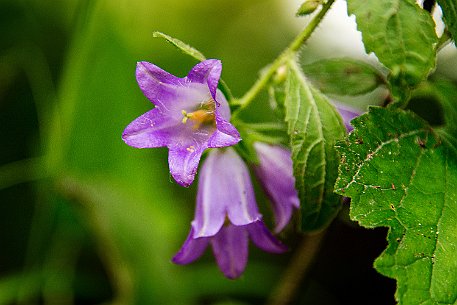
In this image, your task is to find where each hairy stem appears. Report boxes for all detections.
[231,0,336,117]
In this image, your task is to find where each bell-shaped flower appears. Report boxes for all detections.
[172,148,287,279]
[122,60,241,187]
[191,148,261,237]
[253,142,300,233]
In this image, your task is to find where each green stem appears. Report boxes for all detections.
[237,121,286,131]
[231,0,335,117]
[437,29,451,52]
[265,231,327,305]
[0,157,48,191]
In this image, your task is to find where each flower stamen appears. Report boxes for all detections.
[181,99,216,129]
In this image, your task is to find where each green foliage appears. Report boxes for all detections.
[302,58,386,96]
[2,0,456,303]
[432,80,457,147]
[347,0,438,101]
[274,58,346,232]
[335,107,457,304]
[0,1,291,303]
[437,0,457,41]
[408,79,457,148]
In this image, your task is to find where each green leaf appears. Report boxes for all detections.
[437,0,457,41]
[153,31,206,62]
[302,58,386,96]
[432,80,457,139]
[408,80,457,150]
[347,0,438,100]
[279,59,346,232]
[335,107,457,304]
[407,82,446,128]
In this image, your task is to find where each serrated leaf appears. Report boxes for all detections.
[280,59,346,232]
[437,0,457,41]
[153,31,206,62]
[347,0,438,100]
[302,58,386,96]
[335,107,457,305]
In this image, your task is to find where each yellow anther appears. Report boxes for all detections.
[180,103,216,129]
[181,110,189,124]
[186,145,196,153]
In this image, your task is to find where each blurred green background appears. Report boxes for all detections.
[2,0,456,304]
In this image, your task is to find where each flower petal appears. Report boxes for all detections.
[168,145,206,187]
[220,149,261,226]
[186,59,222,100]
[332,102,362,132]
[254,142,299,233]
[192,149,261,238]
[207,122,241,148]
[122,108,177,148]
[192,150,227,237]
[208,90,241,148]
[211,224,249,279]
[136,62,185,108]
[214,89,231,120]
[126,60,242,188]
[247,221,288,254]
[269,201,295,234]
[172,227,210,264]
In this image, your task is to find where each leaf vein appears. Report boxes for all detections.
[339,129,426,191]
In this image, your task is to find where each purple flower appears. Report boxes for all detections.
[253,142,300,233]
[122,60,241,187]
[332,102,363,132]
[172,148,287,279]
[192,148,261,237]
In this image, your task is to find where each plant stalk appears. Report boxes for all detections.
[265,230,327,305]
[231,0,336,117]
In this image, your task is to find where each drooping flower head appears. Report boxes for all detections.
[253,142,300,233]
[122,60,241,187]
[191,148,261,238]
[173,148,287,279]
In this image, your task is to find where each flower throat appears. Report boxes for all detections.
[181,98,216,129]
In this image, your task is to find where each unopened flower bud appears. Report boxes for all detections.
[296,0,322,16]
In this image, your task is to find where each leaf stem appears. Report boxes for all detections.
[231,0,335,117]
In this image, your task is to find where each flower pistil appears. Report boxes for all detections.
[181,99,216,130]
